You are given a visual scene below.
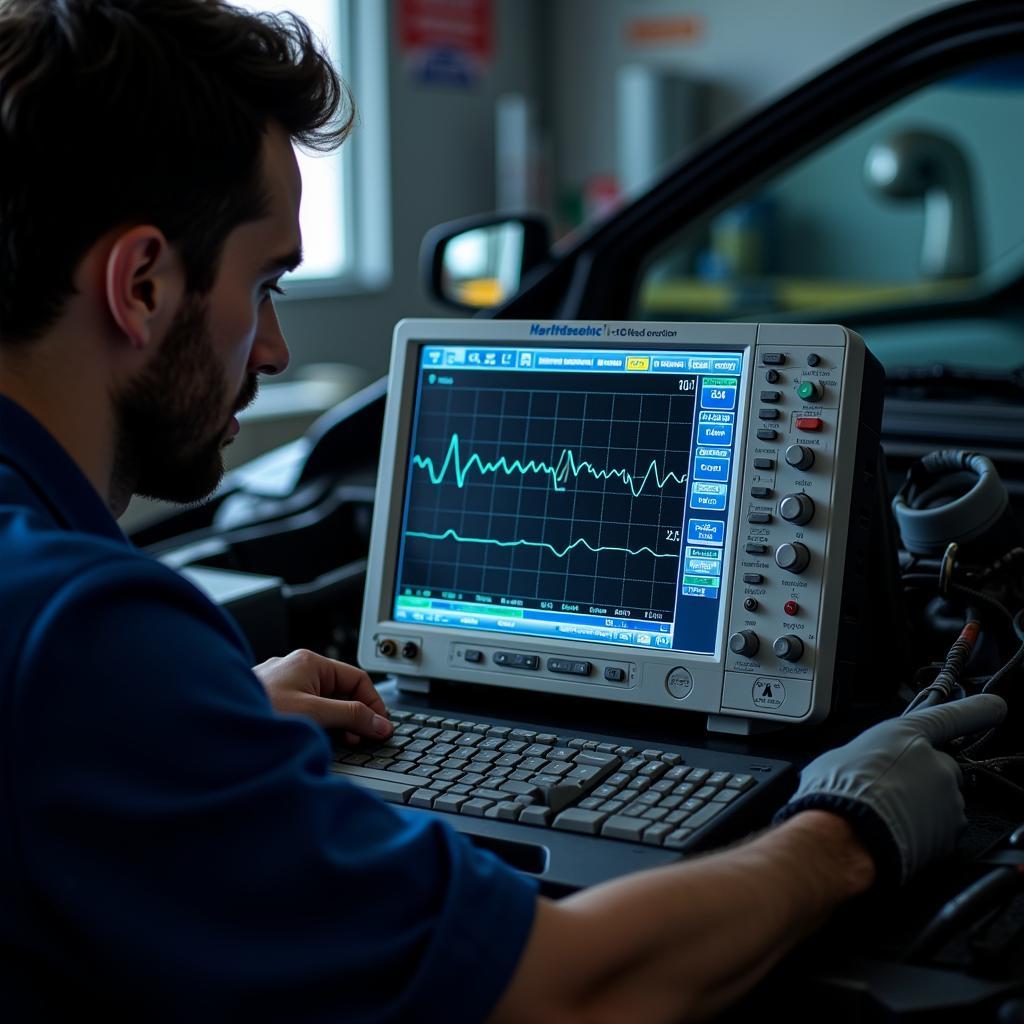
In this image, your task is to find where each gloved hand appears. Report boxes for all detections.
[775,693,1007,884]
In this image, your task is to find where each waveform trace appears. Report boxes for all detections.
[412,433,687,497]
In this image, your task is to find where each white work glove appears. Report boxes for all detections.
[774,694,1007,884]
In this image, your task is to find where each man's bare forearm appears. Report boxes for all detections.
[490,811,875,1024]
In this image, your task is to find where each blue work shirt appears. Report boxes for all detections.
[0,395,537,1022]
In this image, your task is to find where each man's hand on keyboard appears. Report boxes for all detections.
[254,649,393,744]
[775,693,1007,883]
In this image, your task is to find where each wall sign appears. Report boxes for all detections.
[399,0,493,88]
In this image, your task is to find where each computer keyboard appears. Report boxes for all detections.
[331,710,784,850]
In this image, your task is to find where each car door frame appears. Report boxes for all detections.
[496,1,1024,325]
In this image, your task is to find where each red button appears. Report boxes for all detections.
[784,600,799,616]
[795,417,823,432]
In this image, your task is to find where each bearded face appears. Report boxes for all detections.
[112,295,258,505]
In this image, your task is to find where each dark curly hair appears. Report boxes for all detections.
[0,0,354,343]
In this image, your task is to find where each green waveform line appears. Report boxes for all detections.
[405,528,677,560]
[412,433,686,497]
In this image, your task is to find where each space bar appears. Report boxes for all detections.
[330,764,421,802]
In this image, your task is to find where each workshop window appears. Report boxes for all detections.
[243,0,391,295]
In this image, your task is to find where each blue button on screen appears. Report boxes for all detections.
[696,422,733,445]
[686,519,725,545]
[693,457,730,482]
[701,385,737,410]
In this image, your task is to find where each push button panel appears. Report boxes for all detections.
[727,339,847,693]
[449,643,636,690]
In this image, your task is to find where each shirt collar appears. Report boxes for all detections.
[0,394,128,544]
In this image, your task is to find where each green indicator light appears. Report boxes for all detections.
[797,380,820,401]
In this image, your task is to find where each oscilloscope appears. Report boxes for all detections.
[359,319,884,733]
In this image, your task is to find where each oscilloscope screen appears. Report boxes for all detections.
[392,345,744,655]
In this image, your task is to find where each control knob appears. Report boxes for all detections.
[775,542,810,574]
[797,380,823,402]
[785,444,815,471]
[779,492,815,525]
[728,630,760,658]
[773,635,805,662]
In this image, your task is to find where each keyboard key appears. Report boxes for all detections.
[575,752,621,769]
[725,774,755,791]
[409,789,436,808]
[485,801,521,821]
[433,793,469,813]
[333,774,415,804]
[553,808,608,835]
[642,823,674,846]
[601,815,646,841]
[683,801,730,831]
[471,788,511,803]
[462,798,494,817]
[548,747,576,762]
[499,781,543,802]
[518,805,552,827]
[663,828,694,850]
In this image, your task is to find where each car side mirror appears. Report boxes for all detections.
[421,214,551,311]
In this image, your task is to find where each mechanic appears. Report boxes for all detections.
[0,2,1006,1021]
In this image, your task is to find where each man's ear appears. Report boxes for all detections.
[104,225,183,349]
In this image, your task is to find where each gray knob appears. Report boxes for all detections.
[779,493,815,525]
[773,635,805,662]
[729,630,760,658]
[785,444,815,471]
[775,542,811,574]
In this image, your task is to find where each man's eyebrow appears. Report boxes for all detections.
[261,246,303,274]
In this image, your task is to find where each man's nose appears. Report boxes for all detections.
[250,300,290,376]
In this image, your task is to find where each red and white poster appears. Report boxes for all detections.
[398,0,493,87]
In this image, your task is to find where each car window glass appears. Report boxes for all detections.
[632,55,1024,324]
